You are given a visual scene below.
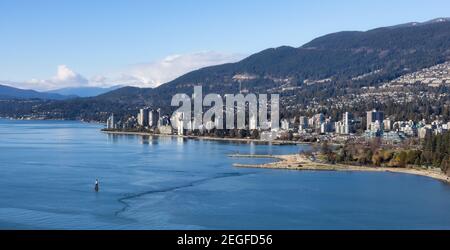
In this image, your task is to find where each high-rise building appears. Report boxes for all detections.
[138,108,149,127]
[367,110,384,131]
[307,113,325,132]
[334,112,353,135]
[249,114,257,130]
[335,121,344,134]
[320,120,333,134]
[106,113,116,129]
[148,109,158,128]
[343,112,353,134]
[175,112,185,136]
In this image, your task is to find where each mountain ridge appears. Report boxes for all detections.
[0,84,74,100]
[47,85,124,97]
[3,18,450,121]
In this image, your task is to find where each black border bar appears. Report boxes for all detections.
[1,230,449,248]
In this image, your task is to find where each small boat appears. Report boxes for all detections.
[95,179,99,192]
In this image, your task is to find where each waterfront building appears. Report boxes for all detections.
[259,121,272,131]
[281,119,290,131]
[106,113,116,129]
[156,108,162,127]
[171,112,181,129]
[148,109,158,128]
[205,120,215,131]
[249,114,257,130]
[260,131,277,141]
[138,108,149,127]
[171,112,185,136]
[159,125,173,135]
[158,115,170,128]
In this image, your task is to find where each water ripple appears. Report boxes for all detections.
[115,172,251,216]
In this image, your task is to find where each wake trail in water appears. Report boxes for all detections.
[115,172,252,216]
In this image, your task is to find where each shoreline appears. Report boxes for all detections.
[0,117,104,125]
[231,154,450,183]
[102,130,312,145]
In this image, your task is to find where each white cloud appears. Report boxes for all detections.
[98,51,246,88]
[53,65,88,85]
[2,51,246,91]
[131,51,246,87]
[24,65,89,91]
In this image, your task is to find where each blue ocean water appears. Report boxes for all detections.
[0,119,450,229]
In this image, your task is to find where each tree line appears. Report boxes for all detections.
[323,132,450,176]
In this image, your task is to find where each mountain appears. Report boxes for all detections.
[5,18,450,121]
[0,84,73,100]
[386,17,450,29]
[97,18,450,106]
[47,85,124,97]
[159,18,450,94]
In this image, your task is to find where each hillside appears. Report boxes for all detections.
[99,18,450,108]
[4,18,450,121]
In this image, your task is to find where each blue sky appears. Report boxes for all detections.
[1,0,450,90]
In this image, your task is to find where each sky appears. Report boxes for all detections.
[1,0,450,90]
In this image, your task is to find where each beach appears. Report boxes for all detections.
[231,154,450,183]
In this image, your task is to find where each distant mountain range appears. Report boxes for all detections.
[0,84,72,100]
[46,85,124,98]
[0,84,124,100]
[2,18,450,121]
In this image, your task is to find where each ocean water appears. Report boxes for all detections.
[0,119,450,229]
